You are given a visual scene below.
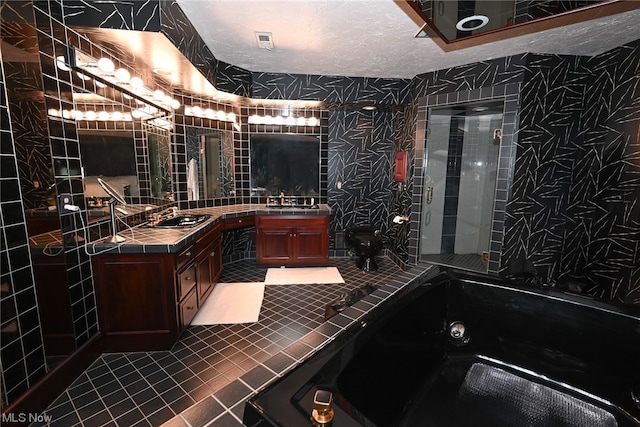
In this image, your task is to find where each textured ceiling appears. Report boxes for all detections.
[176,0,640,79]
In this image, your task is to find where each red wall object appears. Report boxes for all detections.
[393,151,408,183]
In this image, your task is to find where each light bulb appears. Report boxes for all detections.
[56,56,70,72]
[114,68,130,83]
[97,57,115,73]
[129,76,143,89]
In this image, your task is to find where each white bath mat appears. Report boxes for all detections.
[191,282,265,325]
[264,267,345,285]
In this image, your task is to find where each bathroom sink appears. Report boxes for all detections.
[151,214,211,228]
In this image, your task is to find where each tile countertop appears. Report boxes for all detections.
[29,204,332,256]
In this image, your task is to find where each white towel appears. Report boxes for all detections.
[187,158,199,201]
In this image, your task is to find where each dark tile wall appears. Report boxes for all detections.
[32,2,99,351]
[0,2,48,406]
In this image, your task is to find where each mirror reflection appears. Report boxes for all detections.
[147,126,173,200]
[79,129,139,220]
[185,126,235,199]
[418,0,606,41]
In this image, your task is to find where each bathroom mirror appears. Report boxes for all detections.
[79,128,139,221]
[147,125,173,199]
[185,126,235,199]
[249,133,321,197]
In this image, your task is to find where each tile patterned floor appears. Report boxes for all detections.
[36,257,406,426]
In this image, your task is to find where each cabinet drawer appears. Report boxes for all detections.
[178,265,196,300]
[179,288,198,330]
[256,215,327,228]
[223,215,254,229]
[177,246,195,270]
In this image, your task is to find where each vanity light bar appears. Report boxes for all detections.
[184,106,236,123]
[248,115,319,127]
[47,108,133,122]
[63,49,181,112]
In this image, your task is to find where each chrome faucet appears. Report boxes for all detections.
[280,192,285,205]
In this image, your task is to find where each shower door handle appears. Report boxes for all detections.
[426,187,434,204]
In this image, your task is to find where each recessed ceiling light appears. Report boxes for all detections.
[456,15,489,32]
[152,67,174,76]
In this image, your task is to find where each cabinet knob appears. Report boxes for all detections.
[186,306,194,310]
[185,252,191,257]
[238,219,242,223]
[184,276,191,281]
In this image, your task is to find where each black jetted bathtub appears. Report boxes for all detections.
[244,267,640,427]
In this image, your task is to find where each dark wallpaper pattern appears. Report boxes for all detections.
[504,54,588,283]
[252,72,412,106]
[504,47,640,303]
[328,110,394,247]
[563,41,640,303]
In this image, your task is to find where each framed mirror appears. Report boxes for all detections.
[185,126,235,199]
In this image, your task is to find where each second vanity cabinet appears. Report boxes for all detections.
[92,223,223,351]
[256,215,329,267]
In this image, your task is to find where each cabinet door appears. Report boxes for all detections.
[292,226,329,265]
[195,252,213,304]
[257,226,293,265]
[196,236,222,304]
[211,236,223,284]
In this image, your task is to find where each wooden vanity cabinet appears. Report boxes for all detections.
[93,224,223,352]
[256,215,329,267]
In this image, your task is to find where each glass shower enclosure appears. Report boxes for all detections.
[420,101,503,272]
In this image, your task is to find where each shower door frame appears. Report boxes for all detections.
[409,83,521,275]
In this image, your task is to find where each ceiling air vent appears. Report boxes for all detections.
[255,32,274,50]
